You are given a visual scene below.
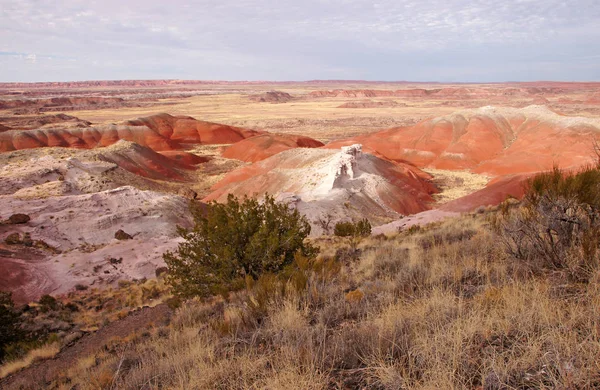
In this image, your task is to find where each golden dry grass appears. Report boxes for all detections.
[64,90,457,142]
[0,342,60,379]
[71,278,171,332]
[30,212,600,389]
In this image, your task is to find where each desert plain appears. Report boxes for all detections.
[2,80,600,303]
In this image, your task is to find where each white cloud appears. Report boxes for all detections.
[0,0,599,81]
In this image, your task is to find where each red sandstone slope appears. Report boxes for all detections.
[222,133,324,162]
[124,113,261,145]
[327,106,600,176]
[0,113,262,153]
[95,141,205,181]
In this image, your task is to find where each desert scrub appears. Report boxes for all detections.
[0,292,22,363]
[164,194,318,299]
[333,218,372,238]
[493,165,600,281]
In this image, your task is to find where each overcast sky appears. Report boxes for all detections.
[1,0,600,82]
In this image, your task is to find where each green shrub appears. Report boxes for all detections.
[164,195,318,299]
[0,292,22,363]
[38,295,58,313]
[333,219,372,238]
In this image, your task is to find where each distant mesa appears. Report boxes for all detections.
[249,91,294,103]
[586,93,600,104]
[337,100,408,109]
[305,87,598,101]
[310,89,396,98]
[327,106,600,177]
[0,113,262,153]
[0,113,92,131]
[222,133,324,162]
[0,96,130,113]
[526,96,550,106]
[308,88,533,99]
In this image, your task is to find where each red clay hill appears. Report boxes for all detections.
[0,113,262,153]
[222,133,324,163]
[328,106,600,177]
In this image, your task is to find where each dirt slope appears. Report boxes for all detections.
[222,133,324,162]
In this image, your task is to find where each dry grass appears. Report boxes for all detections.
[11,212,600,389]
[423,168,490,204]
[0,342,60,379]
[71,278,171,332]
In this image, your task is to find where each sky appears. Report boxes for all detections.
[1,0,600,82]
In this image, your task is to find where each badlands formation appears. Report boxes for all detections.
[1,81,600,301]
[206,144,436,234]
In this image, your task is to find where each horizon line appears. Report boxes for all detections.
[2,78,600,86]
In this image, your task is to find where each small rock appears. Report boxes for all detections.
[114,229,132,240]
[109,257,123,264]
[22,233,33,247]
[8,214,30,224]
[5,233,22,245]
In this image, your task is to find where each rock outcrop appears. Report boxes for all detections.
[0,185,192,303]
